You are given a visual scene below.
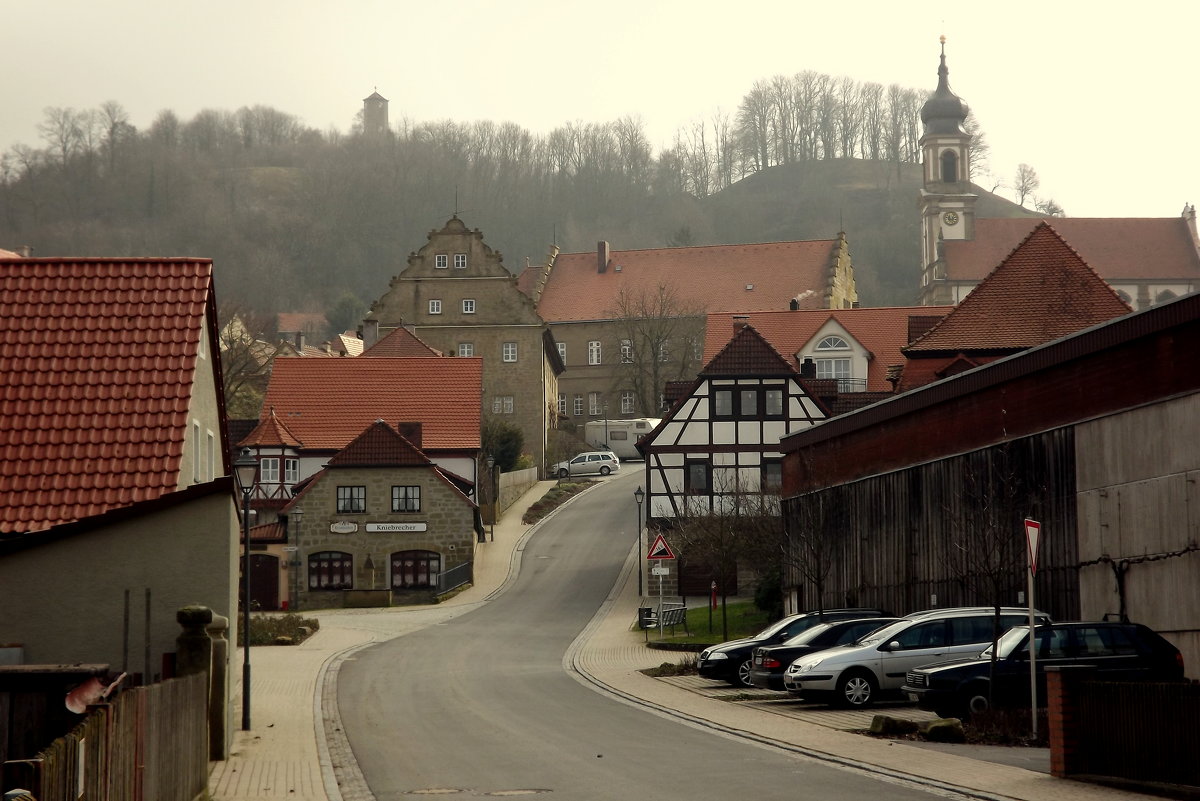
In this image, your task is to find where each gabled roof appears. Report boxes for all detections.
[523,239,843,322]
[909,223,1131,353]
[944,217,1200,283]
[704,306,955,392]
[362,326,442,357]
[701,323,796,377]
[238,408,303,449]
[0,258,218,533]
[259,357,482,451]
[327,420,432,467]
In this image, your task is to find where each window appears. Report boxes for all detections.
[589,392,602,416]
[816,358,851,381]
[557,342,566,362]
[453,253,467,269]
[309,551,353,589]
[685,460,711,494]
[457,342,474,357]
[659,341,670,362]
[620,391,635,414]
[502,342,517,362]
[429,299,442,315]
[392,550,441,589]
[557,394,566,414]
[940,149,958,183]
[620,339,633,363]
[713,390,733,417]
[392,485,421,512]
[739,389,758,416]
[816,335,850,351]
[435,254,448,269]
[462,299,475,314]
[588,340,602,365]
[503,396,514,414]
[192,421,201,482]
[573,395,584,416]
[894,621,948,650]
[284,458,300,484]
[764,389,784,417]
[762,460,782,492]
[207,432,215,481]
[492,396,514,414]
[337,486,366,514]
[260,457,280,483]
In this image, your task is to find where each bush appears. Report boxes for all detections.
[240,613,320,647]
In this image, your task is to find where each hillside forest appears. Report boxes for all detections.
[0,70,1045,332]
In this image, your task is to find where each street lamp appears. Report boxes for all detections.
[634,485,645,596]
[233,447,258,732]
[486,455,496,542]
[603,402,609,447]
[288,507,303,612]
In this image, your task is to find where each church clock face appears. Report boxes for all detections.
[943,211,959,226]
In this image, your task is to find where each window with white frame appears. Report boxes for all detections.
[429,299,442,314]
[458,342,474,357]
[492,396,514,414]
[435,254,448,269]
[284,458,300,484]
[462,299,476,314]
[573,395,584,416]
[713,390,733,417]
[588,340,602,365]
[502,342,517,362]
[816,335,850,351]
[192,421,201,482]
[337,486,366,513]
[764,388,784,417]
[620,391,635,414]
[503,396,514,414]
[620,339,633,363]
[588,392,602,416]
[557,342,566,362]
[658,341,670,362]
[392,485,421,512]
[557,394,566,414]
[816,358,851,380]
[454,253,467,269]
[260,457,280,483]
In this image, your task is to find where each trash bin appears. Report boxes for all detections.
[637,607,658,629]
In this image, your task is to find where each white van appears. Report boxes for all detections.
[583,418,660,460]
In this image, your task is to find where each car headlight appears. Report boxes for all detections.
[790,660,820,674]
[705,652,728,661]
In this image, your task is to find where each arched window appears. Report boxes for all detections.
[308,551,353,590]
[392,550,441,589]
[816,336,850,351]
[940,149,958,183]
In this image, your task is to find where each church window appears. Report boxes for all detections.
[940,150,958,183]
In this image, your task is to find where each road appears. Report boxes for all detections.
[337,472,958,800]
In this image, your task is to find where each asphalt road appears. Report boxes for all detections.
[337,472,961,800]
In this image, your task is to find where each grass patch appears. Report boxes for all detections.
[521,480,595,524]
[645,601,773,647]
[240,613,320,646]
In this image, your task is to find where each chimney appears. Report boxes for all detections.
[396,421,422,448]
[597,241,610,273]
[294,331,305,352]
[1184,203,1198,244]
[789,298,800,311]
[362,316,381,347]
[732,314,751,333]
[799,357,816,379]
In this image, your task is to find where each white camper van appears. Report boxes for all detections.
[583,418,660,460]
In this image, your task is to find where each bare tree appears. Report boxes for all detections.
[963,110,989,181]
[1034,196,1065,216]
[218,304,286,419]
[606,285,705,416]
[1013,163,1040,207]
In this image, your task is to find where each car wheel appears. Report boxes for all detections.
[557,468,568,479]
[728,658,754,688]
[966,684,990,717]
[836,669,878,708]
[600,465,611,476]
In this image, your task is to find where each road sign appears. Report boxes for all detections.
[647,533,675,560]
[651,567,670,576]
[1024,519,1042,575]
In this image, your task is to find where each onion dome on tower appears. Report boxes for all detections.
[920,36,969,134]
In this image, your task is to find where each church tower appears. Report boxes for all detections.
[362,89,389,138]
[918,38,977,305]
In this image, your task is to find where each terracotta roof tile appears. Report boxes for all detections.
[362,326,441,357]
[529,240,841,322]
[238,407,303,448]
[259,357,481,451]
[327,420,432,467]
[701,324,796,376]
[0,258,214,533]
[276,312,327,334]
[945,217,1200,282]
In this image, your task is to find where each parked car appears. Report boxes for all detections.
[698,608,889,688]
[782,607,1052,708]
[750,617,902,691]
[903,621,1186,719]
[551,451,620,478]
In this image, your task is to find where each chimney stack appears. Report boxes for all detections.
[597,241,610,273]
[799,357,816,379]
[294,331,305,352]
[396,421,422,448]
[732,315,751,333]
[362,316,381,347]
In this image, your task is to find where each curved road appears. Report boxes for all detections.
[338,473,952,800]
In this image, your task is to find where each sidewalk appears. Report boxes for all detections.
[210,479,1159,801]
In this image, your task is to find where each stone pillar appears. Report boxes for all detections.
[207,613,230,760]
[1047,665,1095,778]
[175,605,213,678]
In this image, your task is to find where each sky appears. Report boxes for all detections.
[3,1,1198,218]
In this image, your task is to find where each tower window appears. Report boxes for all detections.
[940,150,958,183]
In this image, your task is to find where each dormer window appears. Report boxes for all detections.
[816,336,850,351]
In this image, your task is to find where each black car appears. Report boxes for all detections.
[903,621,1185,719]
[697,608,888,687]
[749,617,901,691]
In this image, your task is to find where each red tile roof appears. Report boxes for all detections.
[704,306,954,392]
[524,240,841,322]
[276,312,327,334]
[702,324,796,376]
[944,217,1200,282]
[909,223,1131,353]
[259,357,482,451]
[0,258,216,533]
[238,408,303,448]
[327,420,432,467]
[362,326,441,357]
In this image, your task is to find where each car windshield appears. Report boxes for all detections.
[982,625,1034,659]
[855,618,912,646]
[779,622,835,646]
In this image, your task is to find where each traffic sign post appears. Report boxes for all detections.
[1024,518,1042,738]
[647,534,675,641]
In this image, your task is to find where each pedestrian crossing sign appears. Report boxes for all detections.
[647,533,675,560]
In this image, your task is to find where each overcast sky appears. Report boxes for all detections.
[4,1,1198,218]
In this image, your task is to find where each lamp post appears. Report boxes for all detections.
[604,402,609,448]
[486,455,496,542]
[289,507,303,612]
[634,485,645,596]
[233,447,258,732]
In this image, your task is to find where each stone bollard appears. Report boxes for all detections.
[176,605,213,678]
[207,613,230,760]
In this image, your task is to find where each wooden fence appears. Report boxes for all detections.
[3,673,207,801]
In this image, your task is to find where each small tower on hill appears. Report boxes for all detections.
[363,89,389,138]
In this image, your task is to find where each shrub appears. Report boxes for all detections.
[240,613,320,647]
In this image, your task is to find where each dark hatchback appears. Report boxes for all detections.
[903,621,1185,719]
[698,608,888,688]
[750,617,901,691]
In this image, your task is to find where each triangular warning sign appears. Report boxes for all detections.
[647,533,675,560]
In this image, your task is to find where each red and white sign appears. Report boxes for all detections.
[1024,519,1042,575]
[647,533,675,560]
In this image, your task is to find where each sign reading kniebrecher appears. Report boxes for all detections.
[647,533,675,560]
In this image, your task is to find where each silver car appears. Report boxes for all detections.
[782,606,1051,708]
[551,451,620,478]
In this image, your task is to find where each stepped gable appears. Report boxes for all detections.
[0,258,216,532]
[908,222,1132,354]
[327,420,432,467]
[701,322,796,377]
